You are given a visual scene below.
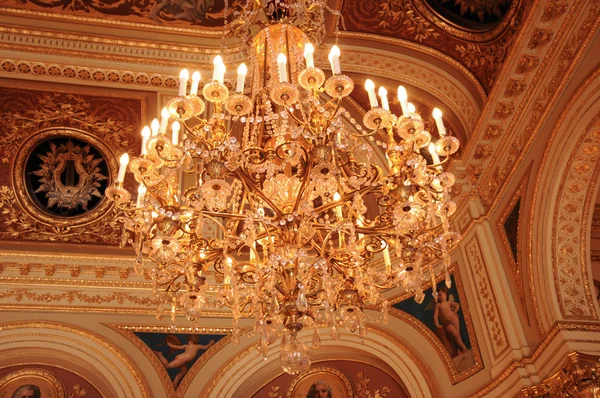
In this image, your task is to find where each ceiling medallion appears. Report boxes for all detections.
[107,0,461,374]
[14,127,115,226]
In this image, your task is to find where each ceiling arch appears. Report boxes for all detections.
[530,66,600,329]
[0,321,151,397]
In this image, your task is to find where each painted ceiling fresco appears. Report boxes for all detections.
[0,0,239,27]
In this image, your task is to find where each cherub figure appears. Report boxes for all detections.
[154,334,215,388]
[433,286,468,355]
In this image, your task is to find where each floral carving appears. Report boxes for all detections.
[515,55,540,74]
[520,352,600,397]
[356,372,392,398]
[0,288,158,306]
[69,384,87,398]
[528,29,554,49]
[504,79,528,98]
[493,102,515,120]
[0,90,136,164]
[341,0,530,92]
[484,124,504,140]
[0,87,141,244]
[474,144,493,160]
[378,1,439,42]
[541,0,569,22]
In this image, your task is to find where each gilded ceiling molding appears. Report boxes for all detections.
[0,321,150,397]
[338,0,529,92]
[463,235,510,361]
[470,321,600,397]
[451,0,598,225]
[519,352,600,397]
[528,67,600,330]
[471,0,600,212]
[0,6,228,37]
[550,114,600,319]
[0,287,233,316]
[107,323,233,398]
[335,30,486,101]
[410,0,522,43]
[0,27,247,68]
[0,58,180,90]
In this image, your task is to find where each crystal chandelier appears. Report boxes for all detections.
[106,0,460,374]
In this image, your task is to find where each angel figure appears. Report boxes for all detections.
[154,334,215,388]
[429,286,468,356]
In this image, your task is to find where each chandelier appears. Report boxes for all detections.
[106,0,460,374]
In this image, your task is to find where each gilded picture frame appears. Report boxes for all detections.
[0,368,65,398]
[287,366,354,398]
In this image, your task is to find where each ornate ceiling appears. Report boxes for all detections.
[0,0,599,397]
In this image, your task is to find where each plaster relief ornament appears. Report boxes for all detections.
[30,139,107,215]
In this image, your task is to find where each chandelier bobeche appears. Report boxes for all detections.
[106,2,460,374]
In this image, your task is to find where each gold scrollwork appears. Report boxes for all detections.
[519,352,600,397]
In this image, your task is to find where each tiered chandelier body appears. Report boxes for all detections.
[107,1,460,374]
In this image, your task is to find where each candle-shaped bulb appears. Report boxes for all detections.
[171,121,180,145]
[236,63,247,93]
[218,62,226,84]
[432,107,447,136]
[213,55,223,81]
[328,45,341,75]
[365,79,378,108]
[178,69,189,96]
[117,153,129,183]
[140,126,151,155]
[428,142,441,165]
[304,43,314,68]
[190,71,201,95]
[159,107,170,134]
[136,184,146,207]
[150,118,160,136]
[277,53,287,83]
[397,85,409,116]
[378,86,389,110]
[408,102,416,114]
[333,192,342,221]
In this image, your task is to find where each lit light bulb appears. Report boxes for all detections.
[117,153,129,183]
[140,126,151,155]
[159,107,170,134]
[150,118,160,136]
[304,43,314,68]
[408,102,416,114]
[236,63,247,93]
[277,53,287,83]
[171,121,180,145]
[178,69,189,96]
[190,71,201,95]
[432,107,447,136]
[397,85,409,116]
[378,86,389,110]
[136,184,146,207]
[213,55,223,81]
[365,79,378,108]
[328,45,341,75]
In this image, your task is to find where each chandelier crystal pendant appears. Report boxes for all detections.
[106,4,460,375]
